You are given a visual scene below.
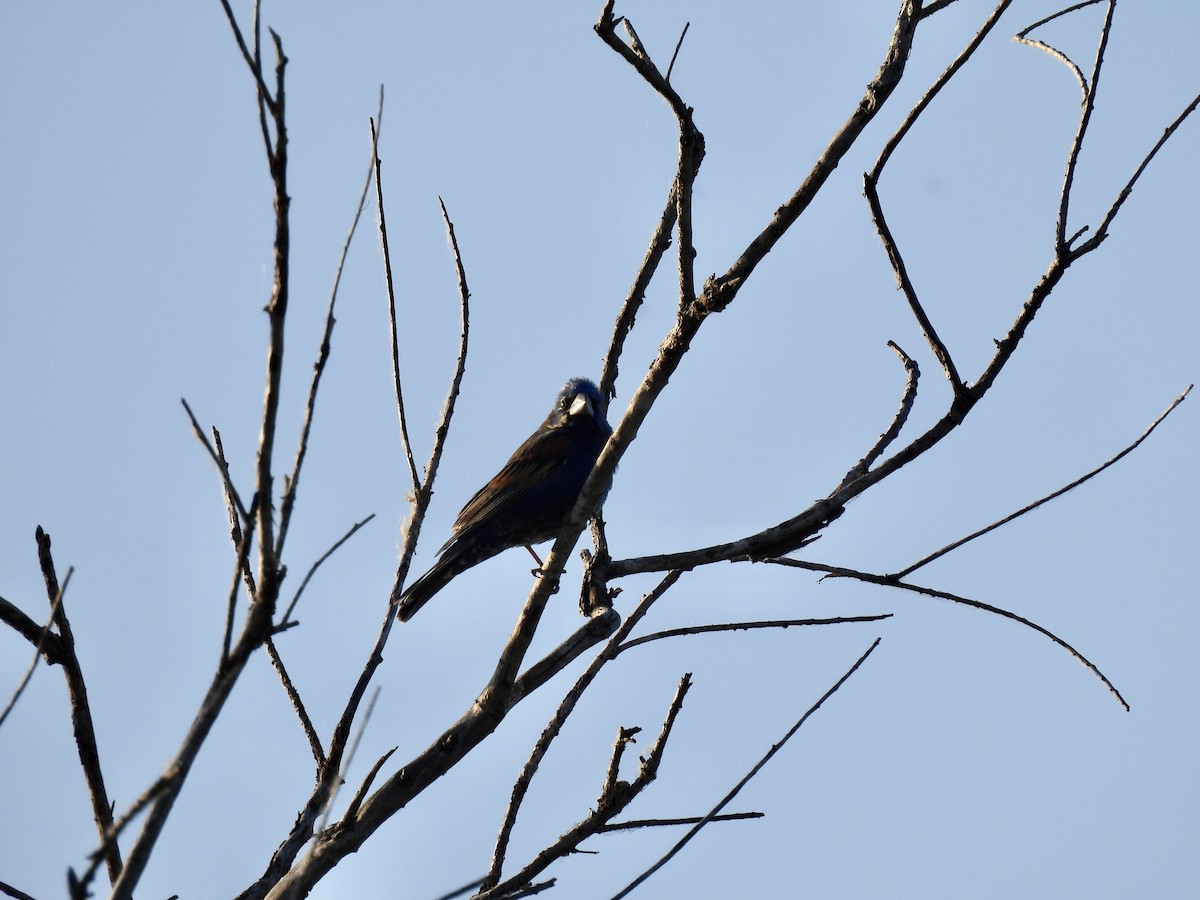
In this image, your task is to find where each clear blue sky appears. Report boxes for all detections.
[2,2,1197,898]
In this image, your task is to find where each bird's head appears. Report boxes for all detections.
[551,377,610,433]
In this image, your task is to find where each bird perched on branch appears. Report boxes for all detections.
[396,377,612,622]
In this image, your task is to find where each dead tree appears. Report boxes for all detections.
[1,2,1195,898]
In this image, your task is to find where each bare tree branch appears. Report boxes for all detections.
[478,675,693,899]
[108,18,292,895]
[266,638,325,766]
[767,557,1128,709]
[213,426,258,664]
[865,0,1013,394]
[616,614,892,654]
[34,530,122,885]
[277,86,384,557]
[896,385,1192,578]
[372,116,420,495]
[0,593,67,667]
[611,638,883,898]
[485,571,681,892]
[1079,90,1200,256]
[180,398,250,523]
[0,568,71,729]
[601,811,764,831]
[389,194,473,606]
[838,341,920,491]
[1014,0,1113,250]
[278,514,376,627]
[0,879,38,900]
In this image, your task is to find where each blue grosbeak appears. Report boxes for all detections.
[396,377,612,622]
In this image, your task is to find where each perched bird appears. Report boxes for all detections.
[396,377,612,622]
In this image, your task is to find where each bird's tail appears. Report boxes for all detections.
[395,555,461,622]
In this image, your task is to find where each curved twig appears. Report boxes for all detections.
[767,557,1128,709]
[839,341,920,490]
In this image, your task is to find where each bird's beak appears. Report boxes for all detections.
[569,392,593,420]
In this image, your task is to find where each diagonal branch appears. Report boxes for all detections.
[1077,89,1200,257]
[479,675,693,900]
[266,638,324,766]
[1015,0,1114,250]
[485,571,680,893]
[896,385,1192,578]
[278,514,376,627]
[611,639,882,898]
[0,569,71,729]
[767,557,1128,709]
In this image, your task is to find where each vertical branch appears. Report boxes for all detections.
[390,195,472,603]
[862,0,1012,395]
[372,117,421,495]
[254,28,290,600]
[108,15,292,899]
[277,87,384,558]
[1055,0,1115,251]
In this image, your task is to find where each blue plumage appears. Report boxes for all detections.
[396,377,612,621]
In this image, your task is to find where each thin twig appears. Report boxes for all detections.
[266,638,325,766]
[1013,0,1101,101]
[180,399,249,522]
[213,427,256,664]
[665,22,690,84]
[598,183,678,403]
[1080,90,1200,257]
[919,0,967,17]
[0,568,71,729]
[864,0,1013,394]
[616,614,892,654]
[390,196,473,605]
[1026,0,1114,250]
[480,572,683,892]
[897,385,1192,578]
[372,116,420,495]
[838,341,920,490]
[278,514,376,626]
[611,639,882,898]
[599,726,642,809]
[339,741,395,827]
[217,0,277,116]
[601,811,764,831]
[277,86,384,557]
[0,880,38,900]
[0,594,67,664]
[35,529,122,885]
[767,557,1128,709]
[329,686,383,828]
[480,675,693,899]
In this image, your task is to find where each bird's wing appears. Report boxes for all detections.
[442,424,573,549]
